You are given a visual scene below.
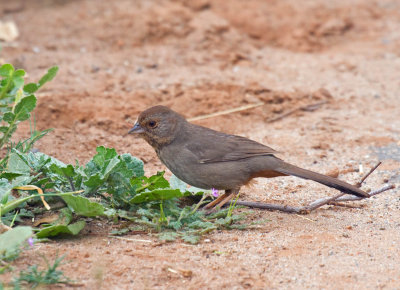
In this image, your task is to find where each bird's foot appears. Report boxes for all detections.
[203,189,238,214]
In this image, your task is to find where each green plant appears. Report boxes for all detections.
[120,199,246,244]
[0,226,32,262]
[0,64,58,150]
[11,254,71,289]
[0,64,61,268]
[0,63,245,247]
[1,146,246,242]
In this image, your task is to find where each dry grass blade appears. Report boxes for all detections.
[108,236,152,243]
[295,214,316,222]
[267,100,327,123]
[14,185,51,210]
[188,102,264,122]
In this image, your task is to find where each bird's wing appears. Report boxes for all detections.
[185,126,278,163]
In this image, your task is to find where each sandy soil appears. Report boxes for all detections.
[1,0,400,288]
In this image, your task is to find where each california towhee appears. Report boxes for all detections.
[129,106,369,209]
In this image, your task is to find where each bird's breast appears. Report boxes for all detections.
[157,145,202,185]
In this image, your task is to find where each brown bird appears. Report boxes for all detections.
[129,105,369,209]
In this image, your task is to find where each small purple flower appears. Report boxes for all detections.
[211,188,219,197]
[27,237,34,247]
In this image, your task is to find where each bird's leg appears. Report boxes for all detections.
[203,188,239,210]
[203,190,231,209]
[217,188,239,209]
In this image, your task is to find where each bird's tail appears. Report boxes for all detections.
[276,162,369,198]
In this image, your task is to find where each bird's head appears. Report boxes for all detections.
[128,106,186,148]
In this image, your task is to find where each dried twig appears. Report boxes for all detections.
[188,102,264,122]
[324,202,363,209]
[108,236,152,243]
[231,162,395,214]
[266,100,327,123]
[234,184,394,214]
[329,184,395,202]
[355,161,381,187]
[233,201,302,213]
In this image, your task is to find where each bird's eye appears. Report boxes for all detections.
[148,120,157,128]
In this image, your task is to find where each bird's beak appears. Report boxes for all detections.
[128,122,145,134]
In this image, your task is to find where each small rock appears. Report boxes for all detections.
[0,20,19,42]
[91,65,100,73]
[32,46,40,53]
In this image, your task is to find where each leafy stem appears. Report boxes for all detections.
[0,69,13,100]
[189,194,208,216]
[0,116,17,149]
[0,191,82,216]
[136,174,164,192]
[159,202,167,224]
[227,192,241,218]
[67,177,75,191]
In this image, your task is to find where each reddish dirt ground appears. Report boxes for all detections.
[1,0,400,288]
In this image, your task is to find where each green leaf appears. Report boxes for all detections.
[84,146,118,176]
[38,66,58,88]
[49,164,75,178]
[12,70,25,89]
[35,221,85,238]
[23,83,39,94]
[61,195,106,217]
[3,112,14,123]
[169,174,188,192]
[129,188,183,204]
[12,77,24,89]
[55,208,73,225]
[0,126,8,133]
[13,95,37,122]
[169,175,206,195]
[93,146,118,166]
[120,153,144,177]
[104,208,117,217]
[109,228,130,236]
[158,231,178,242]
[0,172,24,181]
[103,156,121,177]
[0,64,14,77]
[83,174,103,190]
[0,226,32,258]
[7,152,31,174]
[13,69,25,78]
[147,172,169,190]
[0,178,13,204]
[27,151,66,170]
[132,172,169,193]
[187,220,215,230]
[82,147,141,197]
[181,233,201,244]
